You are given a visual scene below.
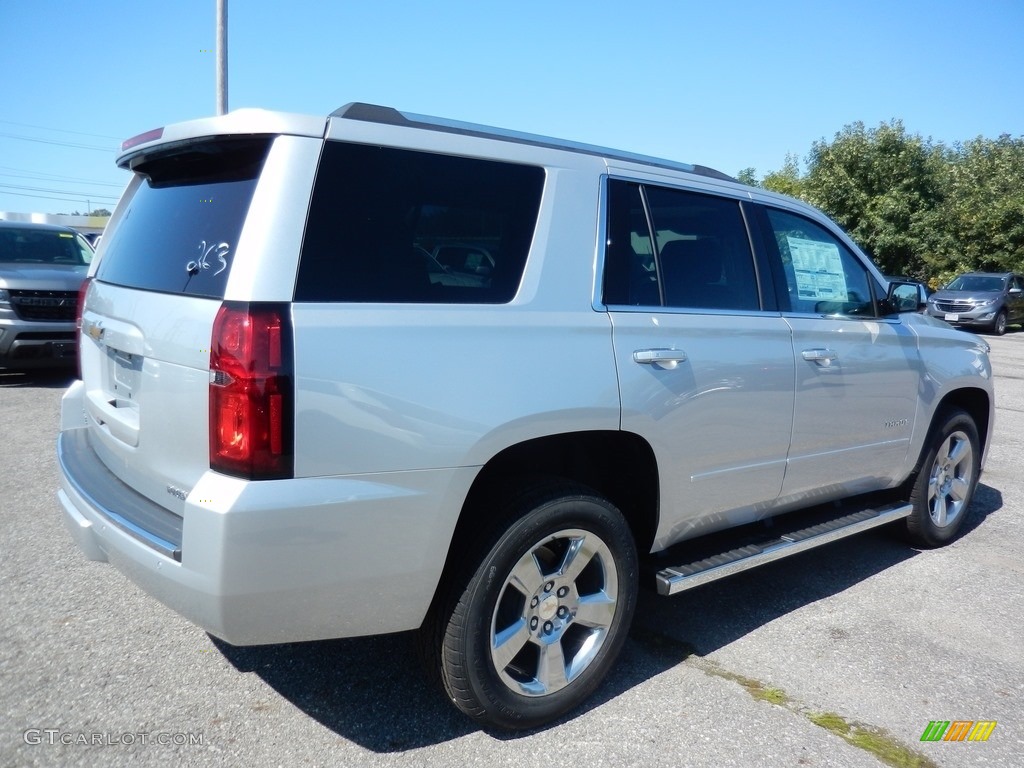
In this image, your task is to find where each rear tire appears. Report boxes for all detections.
[420,481,638,730]
[905,408,980,547]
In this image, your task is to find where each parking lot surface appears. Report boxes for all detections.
[2,333,1022,767]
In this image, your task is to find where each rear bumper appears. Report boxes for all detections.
[57,385,472,645]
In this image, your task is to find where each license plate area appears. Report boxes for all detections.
[109,348,142,401]
[944,313,960,322]
[50,341,76,359]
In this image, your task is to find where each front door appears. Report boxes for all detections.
[758,206,922,500]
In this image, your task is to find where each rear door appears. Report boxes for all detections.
[605,180,795,549]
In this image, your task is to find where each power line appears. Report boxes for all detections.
[0,132,115,152]
[0,168,124,188]
[0,190,117,205]
[0,120,122,141]
[0,183,119,201]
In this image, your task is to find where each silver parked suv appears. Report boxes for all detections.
[57,103,994,730]
[926,271,1024,335]
[0,220,93,368]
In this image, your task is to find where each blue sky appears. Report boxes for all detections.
[2,0,1022,215]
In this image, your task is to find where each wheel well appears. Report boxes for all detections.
[451,431,659,559]
[936,387,992,456]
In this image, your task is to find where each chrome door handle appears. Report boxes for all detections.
[633,349,687,370]
[802,349,838,367]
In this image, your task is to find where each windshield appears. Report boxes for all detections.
[0,227,93,265]
[945,275,1005,292]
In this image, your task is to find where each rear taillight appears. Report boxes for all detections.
[209,302,294,480]
[76,277,92,379]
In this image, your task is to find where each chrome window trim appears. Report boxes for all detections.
[780,310,903,324]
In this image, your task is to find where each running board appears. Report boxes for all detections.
[655,503,913,596]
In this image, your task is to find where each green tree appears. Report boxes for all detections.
[802,120,945,278]
[735,167,759,187]
[761,153,804,198]
[755,121,1024,281]
[936,135,1024,275]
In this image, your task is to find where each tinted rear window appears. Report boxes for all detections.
[296,142,544,303]
[95,138,270,298]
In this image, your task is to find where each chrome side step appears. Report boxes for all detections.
[655,503,913,596]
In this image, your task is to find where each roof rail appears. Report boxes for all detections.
[330,102,736,182]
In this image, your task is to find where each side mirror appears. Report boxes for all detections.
[1009,287,1022,295]
[885,281,925,315]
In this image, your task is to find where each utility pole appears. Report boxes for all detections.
[216,0,228,115]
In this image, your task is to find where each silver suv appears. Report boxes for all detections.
[57,103,994,730]
[0,220,93,368]
[926,271,1024,335]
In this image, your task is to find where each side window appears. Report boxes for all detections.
[603,181,657,306]
[646,187,759,311]
[296,142,544,303]
[603,180,759,311]
[764,208,876,317]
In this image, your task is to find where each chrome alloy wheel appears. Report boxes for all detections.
[927,429,974,528]
[489,528,619,697]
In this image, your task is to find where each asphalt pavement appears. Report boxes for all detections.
[2,334,1022,768]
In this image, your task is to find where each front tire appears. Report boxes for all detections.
[422,482,638,730]
[905,408,980,547]
[992,309,1008,335]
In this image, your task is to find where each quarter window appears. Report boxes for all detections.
[296,143,544,303]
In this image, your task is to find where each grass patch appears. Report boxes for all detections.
[809,711,850,734]
[719,669,790,706]
[809,711,936,768]
[751,685,789,706]
[632,629,934,768]
[684,657,791,707]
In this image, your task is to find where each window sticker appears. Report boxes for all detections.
[788,236,847,300]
